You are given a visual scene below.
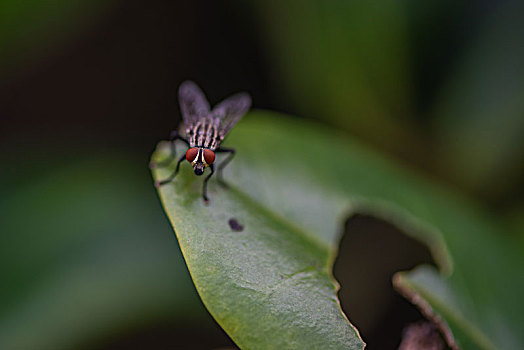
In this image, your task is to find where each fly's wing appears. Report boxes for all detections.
[178,81,211,131]
[212,92,251,140]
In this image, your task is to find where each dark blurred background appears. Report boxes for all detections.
[1,0,523,349]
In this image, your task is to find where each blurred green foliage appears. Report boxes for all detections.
[0,155,212,349]
[248,0,524,201]
[250,0,414,150]
[0,0,115,77]
[433,0,524,197]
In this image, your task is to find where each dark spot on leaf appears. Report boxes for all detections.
[228,218,244,232]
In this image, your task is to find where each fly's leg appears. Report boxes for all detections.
[202,164,215,203]
[215,147,235,188]
[150,130,189,168]
[155,153,186,187]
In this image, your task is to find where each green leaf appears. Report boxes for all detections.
[152,140,364,347]
[152,111,523,349]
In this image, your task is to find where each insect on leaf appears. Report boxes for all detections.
[151,111,524,350]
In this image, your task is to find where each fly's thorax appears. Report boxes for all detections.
[187,117,220,149]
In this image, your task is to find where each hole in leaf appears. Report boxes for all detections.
[333,214,439,350]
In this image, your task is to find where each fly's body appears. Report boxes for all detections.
[184,118,220,175]
[154,81,251,202]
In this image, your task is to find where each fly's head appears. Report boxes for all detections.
[185,147,215,176]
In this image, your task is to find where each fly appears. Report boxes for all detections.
[153,80,251,202]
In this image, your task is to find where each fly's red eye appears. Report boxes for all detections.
[203,149,215,164]
[185,148,198,163]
